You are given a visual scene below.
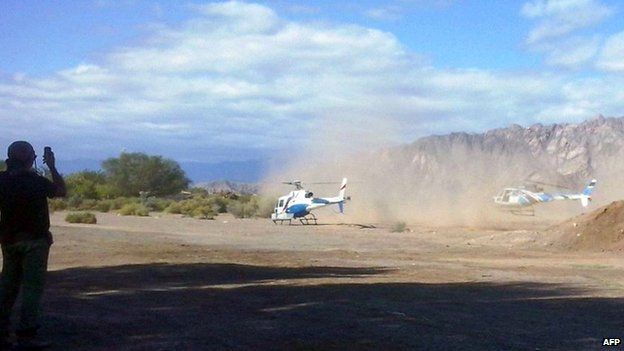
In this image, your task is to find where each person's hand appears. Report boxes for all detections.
[43,147,56,169]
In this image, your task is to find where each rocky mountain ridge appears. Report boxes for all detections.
[384,115,624,187]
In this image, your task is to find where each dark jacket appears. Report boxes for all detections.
[0,170,58,245]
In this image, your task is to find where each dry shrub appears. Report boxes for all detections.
[390,221,407,233]
[65,212,97,224]
[165,198,216,219]
[118,203,150,216]
[49,199,67,212]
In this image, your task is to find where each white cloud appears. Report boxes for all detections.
[1,1,623,163]
[542,36,602,68]
[597,31,624,71]
[522,0,613,44]
[365,6,403,21]
[521,0,615,70]
[364,0,457,21]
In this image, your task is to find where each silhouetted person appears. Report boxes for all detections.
[0,141,66,349]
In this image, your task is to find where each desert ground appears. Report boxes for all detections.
[7,211,624,350]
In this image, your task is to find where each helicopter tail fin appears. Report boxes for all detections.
[338,178,347,200]
[583,179,597,196]
[581,179,597,208]
[338,202,344,214]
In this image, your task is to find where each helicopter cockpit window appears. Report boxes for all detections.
[278,199,284,207]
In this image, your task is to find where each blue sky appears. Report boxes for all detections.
[1,0,623,165]
[0,1,540,73]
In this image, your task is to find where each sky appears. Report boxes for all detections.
[1,0,623,165]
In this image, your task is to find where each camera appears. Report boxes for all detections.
[43,146,52,166]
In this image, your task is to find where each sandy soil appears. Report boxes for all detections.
[4,212,624,350]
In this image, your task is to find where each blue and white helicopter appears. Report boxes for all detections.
[271,178,348,225]
[493,179,597,216]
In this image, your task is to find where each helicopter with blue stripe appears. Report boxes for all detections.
[493,179,597,216]
[271,178,348,225]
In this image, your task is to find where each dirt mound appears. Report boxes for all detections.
[546,201,624,251]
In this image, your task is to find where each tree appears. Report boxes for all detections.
[102,152,190,197]
[65,170,112,199]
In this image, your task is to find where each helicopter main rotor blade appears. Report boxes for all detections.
[305,181,342,185]
[524,180,574,191]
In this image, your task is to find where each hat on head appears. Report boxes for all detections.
[7,141,35,162]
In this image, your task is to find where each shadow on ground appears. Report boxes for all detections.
[36,263,622,350]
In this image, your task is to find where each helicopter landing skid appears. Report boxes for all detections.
[273,219,292,225]
[299,213,318,225]
[508,207,535,217]
[272,219,292,225]
[271,213,317,225]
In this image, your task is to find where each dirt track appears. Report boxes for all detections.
[8,212,624,350]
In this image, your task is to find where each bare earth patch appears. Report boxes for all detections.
[5,212,622,350]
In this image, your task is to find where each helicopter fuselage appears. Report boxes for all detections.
[493,179,596,210]
[272,178,348,224]
[275,190,335,218]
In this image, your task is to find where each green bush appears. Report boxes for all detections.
[49,199,67,212]
[62,198,138,213]
[95,183,120,199]
[118,203,150,216]
[66,171,108,200]
[144,197,172,212]
[95,200,113,212]
[165,201,183,214]
[77,199,98,211]
[390,221,407,233]
[111,197,138,210]
[65,212,97,224]
[102,152,190,197]
[167,198,216,218]
[227,196,273,218]
[210,196,230,213]
[161,195,273,219]
[67,195,83,209]
[191,205,215,220]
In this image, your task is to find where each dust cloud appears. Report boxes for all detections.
[262,115,615,228]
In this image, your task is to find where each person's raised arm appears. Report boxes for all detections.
[43,147,66,197]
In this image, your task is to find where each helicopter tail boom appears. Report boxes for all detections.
[562,179,597,207]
